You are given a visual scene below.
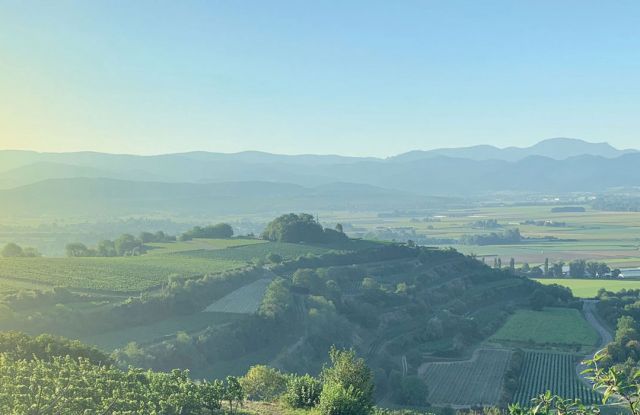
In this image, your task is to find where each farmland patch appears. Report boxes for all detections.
[514,351,598,406]
[419,348,512,406]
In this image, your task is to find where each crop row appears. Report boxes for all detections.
[514,351,598,405]
[422,348,512,406]
[0,255,243,292]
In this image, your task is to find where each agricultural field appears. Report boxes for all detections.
[0,254,243,292]
[489,308,598,352]
[514,351,598,405]
[534,278,640,298]
[325,205,640,268]
[204,278,272,314]
[419,348,513,406]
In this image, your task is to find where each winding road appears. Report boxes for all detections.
[576,300,613,388]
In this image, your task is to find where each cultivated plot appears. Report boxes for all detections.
[514,351,598,406]
[420,348,512,406]
[490,307,598,352]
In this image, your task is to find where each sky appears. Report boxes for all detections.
[1,1,639,157]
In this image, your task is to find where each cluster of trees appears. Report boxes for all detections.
[568,260,614,278]
[179,223,234,241]
[536,259,619,279]
[471,219,501,229]
[242,347,375,415]
[0,242,41,257]
[596,289,640,369]
[592,196,640,212]
[522,220,566,227]
[461,228,522,245]
[262,213,347,244]
[65,231,175,257]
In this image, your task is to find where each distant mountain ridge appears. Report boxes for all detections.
[388,138,637,162]
[0,138,639,217]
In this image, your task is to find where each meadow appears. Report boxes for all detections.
[489,308,598,351]
[534,278,640,298]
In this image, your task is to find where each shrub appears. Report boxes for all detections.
[318,382,369,415]
[240,365,287,401]
[283,374,322,409]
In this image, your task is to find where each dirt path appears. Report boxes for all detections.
[576,300,613,388]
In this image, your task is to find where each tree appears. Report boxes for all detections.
[319,347,374,415]
[65,242,90,257]
[115,234,142,256]
[394,376,429,406]
[224,376,244,414]
[180,224,234,241]
[544,258,549,276]
[1,243,23,258]
[97,240,117,257]
[262,213,325,243]
[240,365,287,402]
[283,374,322,409]
[551,261,565,277]
[569,260,586,278]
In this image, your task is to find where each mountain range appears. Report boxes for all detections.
[0,138,638,217]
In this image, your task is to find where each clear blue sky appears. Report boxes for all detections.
[1,1,638,156]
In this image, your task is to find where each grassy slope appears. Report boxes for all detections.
[489,307,598,350]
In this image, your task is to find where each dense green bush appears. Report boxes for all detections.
[283,374,322,409]
[240,365,287,401]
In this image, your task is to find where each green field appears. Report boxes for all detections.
[0,254,243,292]
[420,348,512,406]
[490,307,598,351]
[534,278,640,298]
[514,351,598,406]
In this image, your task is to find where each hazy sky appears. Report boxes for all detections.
[1,1,639,157]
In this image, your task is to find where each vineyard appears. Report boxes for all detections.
[204,278,272,314]
[0,255,243,292]
[514,351,599,405]
[420,348,512,406]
